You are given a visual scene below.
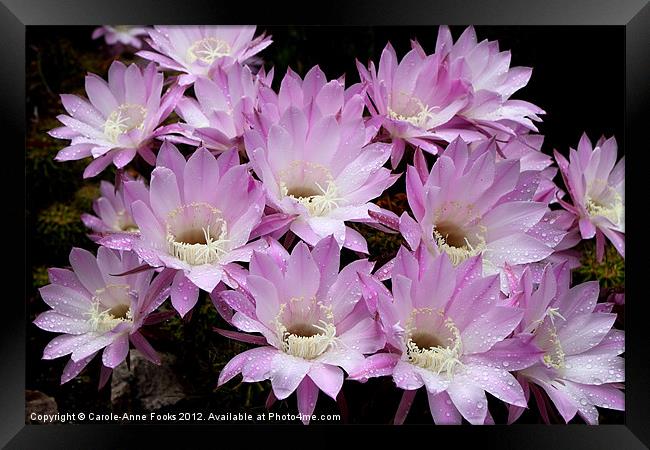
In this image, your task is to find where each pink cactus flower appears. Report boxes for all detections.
[507,263,624,424]
[137,26,272,85]
[249,65,369,141]
[217,237,385,424]
[554,134,624,260]
[49,61,185,178]
[81,176,147,244]
[244,68,398,252]
[357,42,470,166]
[92,26,150,49]
[435,26,545,137]
[164,62,260,152]
[399,137,562,290]
[349,246,541,424]
[489,133,560,204]
[34,248,174,384]
[127,143,266,317]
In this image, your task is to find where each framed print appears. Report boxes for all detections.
[3,0,649,447]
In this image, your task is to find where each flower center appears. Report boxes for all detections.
[542,332,566,370]
[433,221,486,266]
[525,307,567,370]
[585,194,623,227]
[279,161,344,217]
[115,210,138,233]
[538,308,567,370]
[387,93,437,129]
[186,37,231,64]
[104,104,147,143]
[86,285,134,333]
[165,202,230,266]
[405,311,464,376]
[275,299,338,360]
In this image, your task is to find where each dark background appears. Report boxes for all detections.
[25,25,625,425]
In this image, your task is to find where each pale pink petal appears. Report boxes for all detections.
[101,334,130,368]
[284,242,320,300]
[347,352,399,381]
[308,363,344,400]
[393,360,425,391]
[186,264,224,293]
[269,353,311,400]
[296,376,320,424]
[462,363,527,407]
[68,248,105,293]
[61,353,96,384]
[170,272,200,318]
[446,378,488,425]
[43,334,89,360]
[39,285,90,318]
[149,167,182,220]
[428,390,462,425]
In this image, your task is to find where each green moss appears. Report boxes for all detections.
[574,241,625,290]
[348,192,410,267]
[36,203,89,260]
[376,192,408,217]
[27,37,111,104]
[350,223,405,268]
[26,118,88,209]
[73,184,100,212]
[32,266,50,289]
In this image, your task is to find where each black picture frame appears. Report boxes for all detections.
[4,0,648,447]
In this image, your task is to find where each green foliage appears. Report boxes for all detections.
[73,184,100,211]
[26,120,86,204]
[353,223,405,268]
[36,202,89,261]
[574,240,625,291]
[32,266,50,289]
[353,191,409,266]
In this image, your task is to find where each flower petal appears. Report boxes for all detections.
[269,353,311,400]
[308,363,344,400]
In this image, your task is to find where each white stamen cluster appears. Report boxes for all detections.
[86,286,134,333]
[167,224,229,265]
[405,309,464,376]
[433,227,487,266]
[540,307,567,369]
[114,210,139,233]
[275,300,338,360]
[387,95,437,129]
[104,104,147,143]
[585,193,623,227]
[187,37,231,64]
[280,178,344,217]
[165,202,230,266]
